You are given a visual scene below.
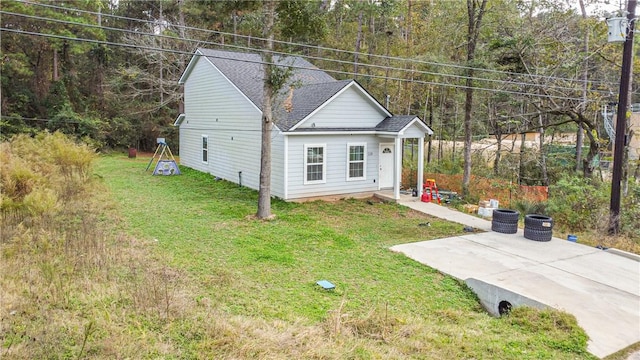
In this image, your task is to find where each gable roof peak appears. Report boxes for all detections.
[189,48,336,110]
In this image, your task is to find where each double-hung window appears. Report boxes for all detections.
[347,143,366,181]
[202,135,208,163]
[304,144,326,184]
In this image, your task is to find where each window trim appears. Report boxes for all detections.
[346,142,367,181]
[202,135,208,163]
[303,144,326,185]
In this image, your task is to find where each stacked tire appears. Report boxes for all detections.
[523,214,553,242]
[491,209,520,234]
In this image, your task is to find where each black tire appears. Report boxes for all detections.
[523,227,552,242]
[491,220,518,234]
[524,214,553,230]
[492,209,520,224]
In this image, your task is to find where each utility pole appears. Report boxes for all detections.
[608,0,636,234]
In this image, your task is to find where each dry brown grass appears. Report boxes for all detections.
[1,134,597,359]
[0,135,400,359]
[555,231,640,254]
[0,133,193,358]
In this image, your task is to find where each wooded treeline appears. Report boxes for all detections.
[0,0,634,185]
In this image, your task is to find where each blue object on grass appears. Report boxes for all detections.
[316,280,335,290]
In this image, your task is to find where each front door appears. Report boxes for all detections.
[379,143,394,189]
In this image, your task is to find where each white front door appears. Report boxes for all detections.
[379,143,394,189]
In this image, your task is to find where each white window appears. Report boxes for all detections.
[202,135,208,163]
[304,144,326,184]
[347,143,366,181]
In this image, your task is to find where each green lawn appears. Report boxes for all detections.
[92,155,593,359]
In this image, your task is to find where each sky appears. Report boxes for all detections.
[581,0,627,17]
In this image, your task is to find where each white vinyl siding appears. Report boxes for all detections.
[401,121,426,138]
[177,56,285,197]
[177,53,433,201]
[270,132,285,199]
[202,135,208,163]
[304,144,326,184]
[297,86,387,129]
[287,135,379,200]
[347,143,366,181]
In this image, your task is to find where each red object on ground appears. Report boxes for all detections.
[422,178,441,204]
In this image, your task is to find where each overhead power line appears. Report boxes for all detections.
[1,1,619,107]
[0,26,591,102]
[15,0,615,88]
[1,9,606,97]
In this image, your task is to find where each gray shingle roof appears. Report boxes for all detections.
[277,80,352,131]
[287,127,377,132]
[375,115,421,132]
[197,48,336,116]
[290,115,428,134]
[192,48,430,135]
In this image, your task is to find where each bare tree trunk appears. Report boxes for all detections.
[354,10,363,77]
[159,0,164,105]
[494,131,502,176]
[384,29,391,91]
[519,132,526,185]
[489,102,502,176]
[178,0,185,39]
[576,0,588,171]
[583,125,600,179]
[438,89,446,162]
[405,0,413,114]
[453,103,458,163]
[53,48,59,81]
[233,9,238,44]
[539,113,549,186]
[257,0,276,220]
[367,12,376,63]
[462,0,487,196]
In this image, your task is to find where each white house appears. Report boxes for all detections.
[174,48,433,201]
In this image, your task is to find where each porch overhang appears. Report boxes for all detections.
[378,135,426,201]
[375,116,431,200]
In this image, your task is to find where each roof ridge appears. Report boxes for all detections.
[294,79,350,88]
[196,48,336,112]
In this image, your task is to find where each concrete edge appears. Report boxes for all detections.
[605,248,640,262]
[465,277,548,317]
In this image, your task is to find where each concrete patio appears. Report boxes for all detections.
[390,197,640,359]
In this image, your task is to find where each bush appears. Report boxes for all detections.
[426,149,464,175]
[47,104,106,147]
[103,116,137,149]
[0,131,97,214]
[513,199,547,217]
[621,181,640,238]
[545,176,609,232]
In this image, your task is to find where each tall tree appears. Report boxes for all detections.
[462,0,487,195]
[256,0,326,219]
[576,0,588,171]
[0,0,106,136]
[257,0,276,220]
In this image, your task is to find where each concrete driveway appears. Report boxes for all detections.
[391,198,640,359]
